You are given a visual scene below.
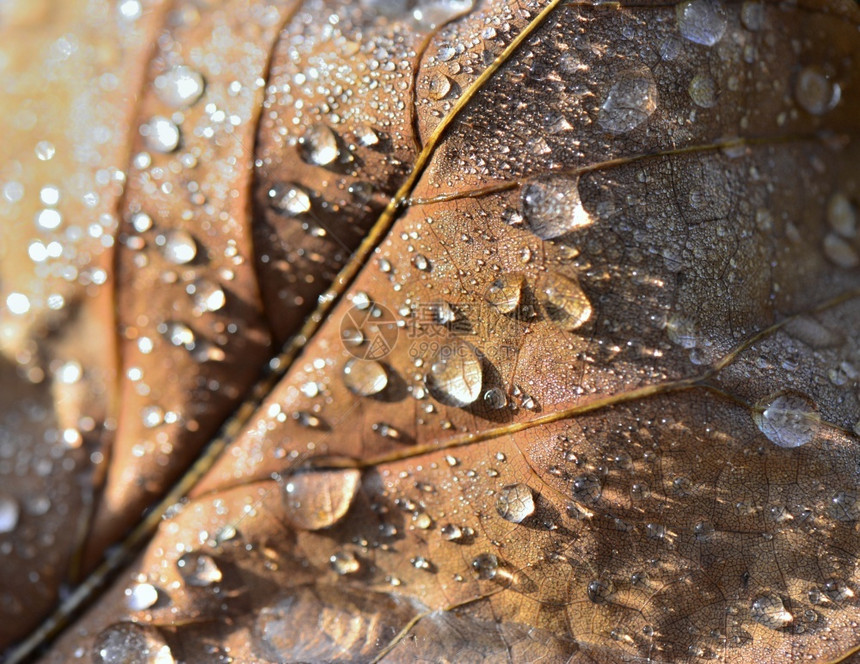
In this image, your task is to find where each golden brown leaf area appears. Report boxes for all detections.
[2,0,860,661]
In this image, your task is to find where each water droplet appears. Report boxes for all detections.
[267,182,311,217]
[0,495,20,533]
[176,552,222,587]
[827,193,856,238]
[299,123,339,166]
[413,254,431,271]
[694,521,715,541]
[162,321,195,349]
[355,124,379,147]
[540,272,592,331]
[599,69,658,134]
[427,74,453,100]
[35,208,62,230]
[795,66,840,116]
[521,177,592,239]
[131,212,152,232]
[740,0,765,30]
[495,483,535,523]
[191,279,226,312]
[688,74,717,108]
[485,273,525,314]
[829,490,860,522]
[424,338,483,407]
[330,550,360,575]
[343,358,388,396]
[751,594,793,629]
[126,583,159,611]
[483,387,508,410]
[823,233,859,268]
[411,0,475,28]
[141,405,164,428]
[676,0,727,46]
[154,66,205,108]
[56,360,82,384]
[440,523,463,541]
[142,116,181,153]
[471,552,499,580]
[92,622,174,664]
[280,468,361,531]
[753,391,819,448]
[160,229,197,264]
[587,579,615,604]
[571,474,602,504]
[824,578,854,601]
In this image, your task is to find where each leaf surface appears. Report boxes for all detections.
[1,0,860,662]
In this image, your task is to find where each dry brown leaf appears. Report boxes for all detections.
[2,0,860,662]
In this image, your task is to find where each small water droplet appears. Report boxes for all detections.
[280,468,361,530]
[795,66,840,116]
[751,594,793,629]
[541,272,592,331]
[299,123,339,166]
[471,552,499,580]
[154,66,205,108]
[268,182,311,217]
[740,0,765,30]
[676,0,727,46]
[571,474,602,503]
[484,273,525,314]
[587,579,615,604]
[0,495,20,534]
[176,552,222,587]
[162,321,195,349]
[483,387,508,410]
[190,279,226,312]
[823,233,859,268]
[142,116,181,153]
[141,405,164,428]
[343,358,388,396]
[425,338,483,407]
[427,74,453,100]
[160,229,197,264]
[521,177,592,238]
[599,69,658,134]
[495,483,535,523]
[92,622,174,664]
[126,583,159,611]
[829,490,860,522]
[355,124,379,147]
[440,523,463,541]
[824,578,854,602]
[827,193,857,238]
[413,254,431,271]
[330,550,360,575]
[688,74,717,108]
[694,521,715,541]
[753,391,819,448]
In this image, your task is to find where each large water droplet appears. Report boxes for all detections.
[343,358,388,396]
[823,233,859,268]
[299,123,339,166]
[521,177,592,239]
[412,0,475,28]
[495,483,535,523]
[751,594,793,629]
[753,391,819,448]
[599,69,658,134]
[154,66,205,108]
[540,272,592,331]
[424,338,483,407]
[676,0,727,46]
[176,552,222,587]
[280,468,361,530]
[795,66,840,116]
[0,494,20,533]
[267,182,311,217]
[688,74,717,108]
[92,622,175,664]
[160,230,197,265]
[485,273,525,314]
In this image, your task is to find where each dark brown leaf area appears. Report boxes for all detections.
[1,0,860,662]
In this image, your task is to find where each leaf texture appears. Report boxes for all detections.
[1,0,860,662]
